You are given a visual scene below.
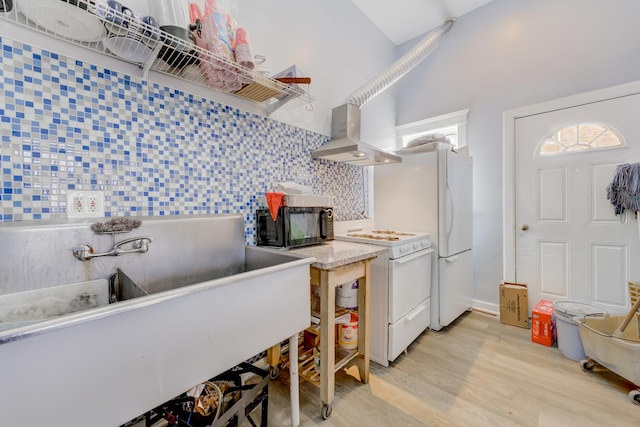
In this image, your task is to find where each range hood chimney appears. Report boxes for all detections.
[312,19,454,166]
[318,104,401,166]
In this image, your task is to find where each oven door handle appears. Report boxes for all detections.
[394,248,433,264]
[406,304,426,321]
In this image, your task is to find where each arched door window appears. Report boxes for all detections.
[538,123,624,156]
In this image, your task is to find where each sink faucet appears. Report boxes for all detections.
[73,236,153,261]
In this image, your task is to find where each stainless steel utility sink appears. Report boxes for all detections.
[0,242,305,340]
[0,215,315,427]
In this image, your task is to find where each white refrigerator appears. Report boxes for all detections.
[374,149,473,330]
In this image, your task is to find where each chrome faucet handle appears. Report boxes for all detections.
[72,244,95,261]
[135,237,152,253]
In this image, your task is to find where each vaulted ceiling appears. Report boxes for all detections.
[351,0,494,45]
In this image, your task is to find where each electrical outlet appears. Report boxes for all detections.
[88,194,99,213]
[67,191,104,218]
[73,195,84,213]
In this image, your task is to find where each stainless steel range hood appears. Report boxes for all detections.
[312,19,454,167]
[312,104,402,166]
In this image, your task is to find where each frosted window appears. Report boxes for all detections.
[539,123,624,156]
[396,109,469,149]
[405,125,458,148]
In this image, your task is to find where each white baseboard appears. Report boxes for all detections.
[472,299,499,316]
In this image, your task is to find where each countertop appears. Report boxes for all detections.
[287,240,386,270]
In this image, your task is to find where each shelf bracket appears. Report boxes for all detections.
[140,42,165,80]
[266,93,300,115]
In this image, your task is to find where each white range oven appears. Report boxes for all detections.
[334,220,433,367]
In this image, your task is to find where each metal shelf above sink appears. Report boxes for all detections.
[0,0,312,114]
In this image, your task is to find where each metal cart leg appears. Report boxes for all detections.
[289,333,300,427]
[260,392,269,427]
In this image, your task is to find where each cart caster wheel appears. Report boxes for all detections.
[321,403,333,420]
[580,359,595,372]
[629,390,640,405]
[269,366,279,380]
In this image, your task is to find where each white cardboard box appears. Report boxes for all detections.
[284,194,333,207]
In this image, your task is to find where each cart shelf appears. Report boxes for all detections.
[291,342,358,388]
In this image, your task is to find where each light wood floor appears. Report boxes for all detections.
[248,311,640,427]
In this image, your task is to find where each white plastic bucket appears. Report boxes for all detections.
[336,280,358,309]
[553,301,605,361]
[338,312,358,350]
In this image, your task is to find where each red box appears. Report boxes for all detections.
[531,299,555,346]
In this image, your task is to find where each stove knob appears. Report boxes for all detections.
[413,242,420,250]
[400,245,410,254]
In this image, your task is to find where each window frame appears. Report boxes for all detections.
[395,109,469,150]
[536,122,626,157]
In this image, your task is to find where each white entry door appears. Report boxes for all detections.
[515,93,640,313]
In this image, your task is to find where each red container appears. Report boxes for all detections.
[532,299,555,346]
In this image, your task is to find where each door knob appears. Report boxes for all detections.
[521,224,529,231]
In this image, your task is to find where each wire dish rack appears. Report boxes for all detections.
[0,0,312,114]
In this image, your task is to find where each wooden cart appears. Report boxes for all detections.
[270,241,386,420]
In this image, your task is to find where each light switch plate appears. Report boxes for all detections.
[67,191,104,218]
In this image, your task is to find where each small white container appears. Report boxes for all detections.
[336,280,358,309]
[283,194,334,207]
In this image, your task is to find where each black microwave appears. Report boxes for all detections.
[256,206,334,248]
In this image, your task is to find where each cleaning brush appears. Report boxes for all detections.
[91,218,142,234]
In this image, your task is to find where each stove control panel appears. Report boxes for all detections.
[388,238,432,259]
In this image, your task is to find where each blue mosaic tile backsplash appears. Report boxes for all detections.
[0,36,367,243]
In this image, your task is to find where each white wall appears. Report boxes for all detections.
[231,0,399,148]
[394,0,640,311]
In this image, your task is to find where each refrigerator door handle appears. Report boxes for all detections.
[446,183,455,239]
[444,255,459,263]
